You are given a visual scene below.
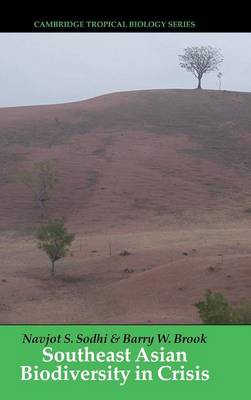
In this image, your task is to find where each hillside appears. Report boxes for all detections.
[1,89,251,323]
[1,89,251,233]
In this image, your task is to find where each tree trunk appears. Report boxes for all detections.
[39,201,45,219]
[197,76,202,89]
[35,195,46,219]
[51,261,55,276]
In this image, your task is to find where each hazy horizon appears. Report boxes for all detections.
[1,32,251,107]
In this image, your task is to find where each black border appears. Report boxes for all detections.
[0,13,250,33]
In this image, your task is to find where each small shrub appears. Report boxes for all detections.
[195,290,251,324]
[119,250,131,256]
[124,268,134,273]
[235,304,251,324]
[194,289,236,324]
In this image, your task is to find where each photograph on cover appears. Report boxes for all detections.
[0,32,251,324]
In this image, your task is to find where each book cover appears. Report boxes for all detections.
[0,12,250,399]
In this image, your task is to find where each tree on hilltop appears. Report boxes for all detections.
[179,46,223,89]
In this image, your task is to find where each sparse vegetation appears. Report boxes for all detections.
[119,249,131,256]
[2,89,251,323]
[17,160,58,218]
[195,289,251,324]
[124,268,134,273]
[235,304,251,324]
[195,289,235,324]
[36,218,75,276]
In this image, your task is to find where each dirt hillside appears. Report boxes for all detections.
[1,89,251,323]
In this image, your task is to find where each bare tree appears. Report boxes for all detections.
[18,161,58,218]
[179,46,223,89]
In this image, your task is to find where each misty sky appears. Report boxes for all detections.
[0,32,251,107]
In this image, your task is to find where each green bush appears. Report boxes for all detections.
[195,289,236,324]
[195,290,251,324]
[235,304,251,324]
